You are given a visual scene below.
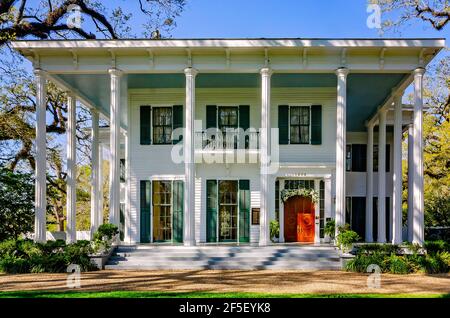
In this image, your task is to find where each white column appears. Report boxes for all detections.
[335,67,349,237]
[90,110,100,238]
[259,67,273,246]
[66,94,77,243]
[184,67,198,246]
[407,124,414,242]
[279,179,285,243]
[392,93,403,244]
[108,68,123,227]
[98,143,104,227]
[412,68,425,245]
[377,109,387,243]
[365,123,374,242]
[34,69,47,243]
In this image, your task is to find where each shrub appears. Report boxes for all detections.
[0,254,30,274]
[385,254,412,274]
[345,252,386,273]
[270,220,279,242]
[0,239,17,258]
[94,224,119,242]
[422,252,450,274]
[355,244,400,255]
[0,239,97,274]
[324,220,335,239]
[425,240,450,253]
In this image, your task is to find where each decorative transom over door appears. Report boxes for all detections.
[284,196,315,243]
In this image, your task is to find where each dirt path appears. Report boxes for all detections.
[1,270,449,295]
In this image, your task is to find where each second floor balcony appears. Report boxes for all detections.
[195,129,260,152]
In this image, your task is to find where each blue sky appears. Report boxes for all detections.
[167,0,448,39]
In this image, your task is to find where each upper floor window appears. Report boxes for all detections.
[290,106,310,144]
[140,105,183,145]
[153,107,173,145]
[279,105,322,145]
[218,107,239,130]
[346,143,390,172]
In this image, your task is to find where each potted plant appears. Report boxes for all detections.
[324,219,335,244]
[270,220,280,243]
[89,224,119,269]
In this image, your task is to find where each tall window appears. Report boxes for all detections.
[218,107,239,148]
[218,180,238,241]
[290,106,310,144]
[120,159,126,183]
[153,107,173,144]
[319,181,325,238]
[152,181,172,242]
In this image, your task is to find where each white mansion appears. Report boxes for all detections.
[12,38,445,248]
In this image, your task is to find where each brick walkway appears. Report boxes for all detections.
[0,270,449,295]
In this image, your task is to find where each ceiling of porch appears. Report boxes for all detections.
[55,72,407,132]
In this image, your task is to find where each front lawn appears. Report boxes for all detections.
[0,291,449,298]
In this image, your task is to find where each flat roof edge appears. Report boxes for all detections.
[11,38,446,50]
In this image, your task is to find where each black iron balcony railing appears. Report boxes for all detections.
[195,129,260,151]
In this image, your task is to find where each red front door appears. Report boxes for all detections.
[284,196,315,243]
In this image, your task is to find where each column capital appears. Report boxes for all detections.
[260,67,273,77]
[184,67,198,77]
[108,68,124,77]
[34,68,47,78]
[413,67,426,77]
[335,67,349,78]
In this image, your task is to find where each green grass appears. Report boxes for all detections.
[0,291,449,298]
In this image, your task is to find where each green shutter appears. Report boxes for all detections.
[239,105,250,131]
[206,180,218,242]
[140,106,151,145]
[172,105,183,144]
[172,180,184,243]
[206,105,217,129]
[311,105,322,145]
[239,105,250,149]
[239,180,250,243]
[278,105,289,145]
[140,180,151,243]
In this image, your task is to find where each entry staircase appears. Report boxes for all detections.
[105,245,341,270]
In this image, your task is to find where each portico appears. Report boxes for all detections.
[13,38,444,248]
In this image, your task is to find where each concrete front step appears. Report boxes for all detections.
[106,245,341,270]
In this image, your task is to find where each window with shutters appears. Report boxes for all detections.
[152,107,173,145]
[290,106,310,144]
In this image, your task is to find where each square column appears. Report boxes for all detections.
[407,124,414,242]
[377,109,387,243]
[90,110,100,238]
[392,93,403,244]
[412,68,425,245]
[365,123,374,242]
[108,68,123,226]
[335,67,349,237]
[34,69,47,243]
[66,94,77,243]
[259,67,273,246]
[184,67,198,246]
